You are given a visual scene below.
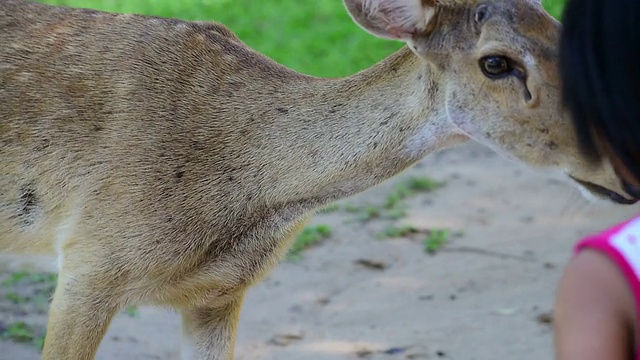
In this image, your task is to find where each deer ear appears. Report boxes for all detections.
[344,0,437,41]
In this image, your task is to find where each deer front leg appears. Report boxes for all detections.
[180,292,246,360]
[42,261,123,360]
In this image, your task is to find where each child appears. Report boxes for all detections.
[554,0,640,359]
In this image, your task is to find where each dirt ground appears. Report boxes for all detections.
[1,142,638,360]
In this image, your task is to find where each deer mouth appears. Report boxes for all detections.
[569,176,639,205]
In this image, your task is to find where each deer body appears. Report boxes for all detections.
[1,0,461,304]
[0,0,635,359]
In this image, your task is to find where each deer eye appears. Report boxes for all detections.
[479,56,513,79]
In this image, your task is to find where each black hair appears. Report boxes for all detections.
[560,0,640,179]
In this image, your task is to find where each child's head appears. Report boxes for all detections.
[560,0,640,189]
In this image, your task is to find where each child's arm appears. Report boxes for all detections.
[554,249,636,360]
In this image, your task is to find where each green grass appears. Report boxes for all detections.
[318,203,340,214]
[376,225,420,239]
[0,271,57,352]
[124,305,140,318]
[338,176,445,224]
[287,224,332,261]
[543,0,567,20]
[0,269,150,352]
[385,177,444,209]
[1,271,57,287]
[36,0,567,78]
[0,321,44,350]
[424,229,450,254]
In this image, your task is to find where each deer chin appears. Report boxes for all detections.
[446,104,637,207]
[568,175,639,205]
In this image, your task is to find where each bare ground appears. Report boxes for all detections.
[1,142,637,360]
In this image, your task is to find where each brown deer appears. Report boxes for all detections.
[0,0,635,359]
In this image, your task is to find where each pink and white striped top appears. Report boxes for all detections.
[575,215,640,360]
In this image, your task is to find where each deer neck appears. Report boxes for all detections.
[257,46,469,205]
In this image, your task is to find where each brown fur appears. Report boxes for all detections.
[0,0,631,358]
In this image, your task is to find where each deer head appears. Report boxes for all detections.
[344,0,635,204]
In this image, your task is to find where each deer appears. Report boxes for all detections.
[0,0,636,359]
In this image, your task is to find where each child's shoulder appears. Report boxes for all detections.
[576,214,640,255]
[575,214,640,304]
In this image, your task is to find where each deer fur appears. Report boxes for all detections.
[0,0,634,359]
